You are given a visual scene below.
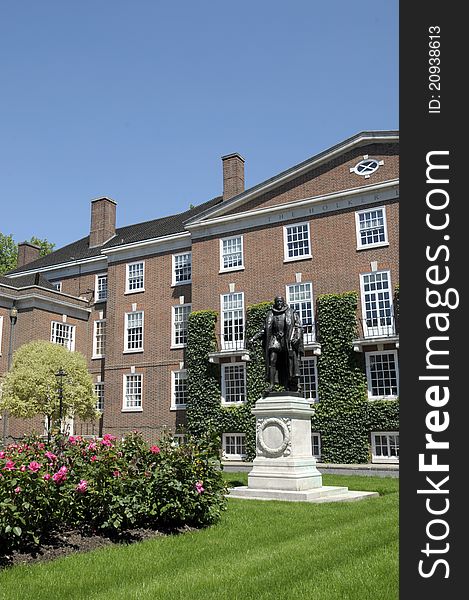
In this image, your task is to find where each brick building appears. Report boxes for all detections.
[0,131,399,463]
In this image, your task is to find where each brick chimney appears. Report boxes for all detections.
[222,153,245,201]
[89,197,117,248]
[17,242,41,268]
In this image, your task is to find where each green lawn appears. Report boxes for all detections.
[0,474,398,600]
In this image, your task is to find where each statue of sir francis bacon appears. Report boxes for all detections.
[248,296,304,396]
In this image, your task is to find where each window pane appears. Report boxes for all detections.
[51,322,74,351]
[96,275,107,301]
[221,293,244,349]
[125,374,142,408]
[287,283,314,343]
[300,357,318,401]
[173,305,191,346]
[174,253,192,283]
[368,352,398,396]
[126,312,143,350]
[223,364,246,403]
[358,208,386,246]
[286,224,310,258]
[127,262,144,291]
[173,371,188,407]
[222,237,243,270]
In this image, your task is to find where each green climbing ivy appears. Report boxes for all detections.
[186,295,399,464]
[311,291,399,463]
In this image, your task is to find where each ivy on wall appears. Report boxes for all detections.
[185,306,271,460]
[311,291,399,463]
[186,296,399,464]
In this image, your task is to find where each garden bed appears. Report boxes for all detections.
[0,524,196,569]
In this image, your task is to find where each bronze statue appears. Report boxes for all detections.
[249,296,304,395]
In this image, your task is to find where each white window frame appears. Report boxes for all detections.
[171,304,191,348]
[371,431,399,464]
[52,281,62,292]
[172,252,192,286]
[124,311,144,353]
[122,373,143,412]
[171,369,188,410]
[359,270,395,338]
[222,433,246,460]
[283,221,312,262]
[220,292,245,350]
[92,319,106,359]
[95,273,108,302]
[300,356,319,403]
[355,206,389,250]
[172,433,187,446]
[125,261,145,294]
[311,432,321,459]
[219,235,244,273]
[50,321,75,351]
[0,315,3,355]
[94,382,104,412]
[221,363,247,405]
[365,350,399,399]
[286,282,315,345]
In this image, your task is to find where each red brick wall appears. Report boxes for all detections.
[225,143,399,215]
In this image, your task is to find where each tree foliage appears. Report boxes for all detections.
[0,233,55,275]
[0,341,99,427]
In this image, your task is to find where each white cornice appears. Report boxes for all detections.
[187,180,399,239]
[0,292,91,319]
[187,132,399,224]
[102,232,191,262]
[7,255,107,279]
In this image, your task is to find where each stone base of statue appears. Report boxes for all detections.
[228,393,379,503]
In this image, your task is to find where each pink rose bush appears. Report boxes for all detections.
[0,431,227,553]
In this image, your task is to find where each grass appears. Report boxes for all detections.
[0,474,398,600]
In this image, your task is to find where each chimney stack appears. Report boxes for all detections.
[89,197,117,248]
[17,242,41,268]
[222,153,245,201]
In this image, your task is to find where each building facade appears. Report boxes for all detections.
[0,131,399,463]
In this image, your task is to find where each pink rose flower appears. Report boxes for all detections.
[90,455,98,462]
[45,451,57,461]
[4,460,15,471]
[0,451,5,459]
[68,436,77,444]
[87,442,97,451]
[195,481,204,494]
[150,445,160,454]
[52,466,68,485]
[14,486,22,494]
[43,473,51,481]
[76,479,88,493]
[113,470,121,478]
[20,465,27,472]
[28,461,42,473]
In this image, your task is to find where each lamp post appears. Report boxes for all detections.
[55,368,66,434]
[2,305,18,447]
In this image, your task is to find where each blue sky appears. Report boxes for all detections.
[0,1,398,249]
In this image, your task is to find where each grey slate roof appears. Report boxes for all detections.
[0,273,57,290]
[6,196,223,275]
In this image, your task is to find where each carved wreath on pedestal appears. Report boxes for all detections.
[256,417,292,457]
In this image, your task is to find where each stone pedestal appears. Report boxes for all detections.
[248,393,323,491]
[228,393,379,503]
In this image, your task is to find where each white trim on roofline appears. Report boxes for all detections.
[101,231,191,262]
[12,294,91,320]
[186,132,399,224]
[6,255,107,279]
[188,180,399,239]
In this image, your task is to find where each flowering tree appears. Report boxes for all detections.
[0,340,99,435]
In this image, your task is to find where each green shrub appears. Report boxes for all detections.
[0,432,227,553]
